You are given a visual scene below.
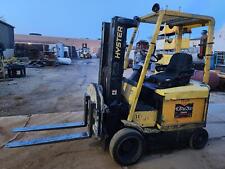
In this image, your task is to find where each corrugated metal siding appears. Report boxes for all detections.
[0,22,14,49]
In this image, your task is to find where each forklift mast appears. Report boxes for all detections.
[98,16,139,106]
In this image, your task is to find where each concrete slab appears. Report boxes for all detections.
[208,103,225,121]
[1,103,225,147]
[0,103,225,169]
[207,103,225,138]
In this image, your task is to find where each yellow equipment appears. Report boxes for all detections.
[112,4,214,165]
[6,4,215,166]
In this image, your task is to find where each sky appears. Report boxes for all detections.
[1,0,225,40]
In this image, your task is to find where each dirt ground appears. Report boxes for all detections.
[1,58,225,169]
[0,59,99,116]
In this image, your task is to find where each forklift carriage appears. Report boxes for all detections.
[6,6,215,166]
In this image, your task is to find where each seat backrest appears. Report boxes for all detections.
[166,53,193,74]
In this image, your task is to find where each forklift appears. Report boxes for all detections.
[6,4,215,166]
[79,43,92,59]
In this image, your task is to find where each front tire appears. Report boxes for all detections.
[109,128,144,166]
[189,128,208,149]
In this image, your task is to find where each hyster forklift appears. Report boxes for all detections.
[6,4,215,166]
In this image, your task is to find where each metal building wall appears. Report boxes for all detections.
[0,21,14,49]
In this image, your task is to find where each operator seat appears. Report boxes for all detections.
[145,53,194,89]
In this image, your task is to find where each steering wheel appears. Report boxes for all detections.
[140,49,161,62]
[150,54,160,62]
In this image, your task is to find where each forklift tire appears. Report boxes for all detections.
[189,128,208,150]
[109,128,144,166]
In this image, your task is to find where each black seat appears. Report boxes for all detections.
[145,53,194,88]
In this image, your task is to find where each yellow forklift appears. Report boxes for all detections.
[6,4,215,166]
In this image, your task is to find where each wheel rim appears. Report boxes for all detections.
[117,137,141,162]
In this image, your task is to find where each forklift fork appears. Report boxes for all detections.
[5,96,94,148]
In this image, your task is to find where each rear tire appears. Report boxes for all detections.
[109,128,144,166]
[189,128,208,149]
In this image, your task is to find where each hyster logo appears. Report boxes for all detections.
[115,26,123,59]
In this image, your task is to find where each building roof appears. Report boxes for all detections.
[15,34,101,52]
[0,20,14,28]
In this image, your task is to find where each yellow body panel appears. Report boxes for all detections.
[122,81,136,105]
[156,54,172,65]
[161,98,206,126]
[122,82,157,127]
[123,80,209,129]
[133,110,157,127]
[159,25,178,35]
[164,38,190,50]
[159,25,192,36]
[155,81,209,100]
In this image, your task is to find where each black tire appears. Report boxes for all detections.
[189,128,208,149]
[109,128,144,166]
